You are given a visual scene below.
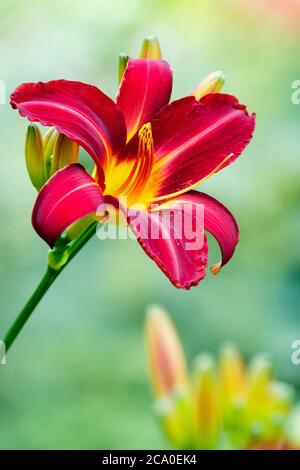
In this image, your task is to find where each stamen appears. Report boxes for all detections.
[131,123,154,195]
[114,123,154,203]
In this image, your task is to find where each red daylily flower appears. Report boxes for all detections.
[10,48,255,289]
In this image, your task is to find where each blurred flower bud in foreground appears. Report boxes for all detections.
[145,305,188,397]
[145,306,300,450]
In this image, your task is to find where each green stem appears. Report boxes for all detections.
[4,268,58,351]
[3,221,97,352]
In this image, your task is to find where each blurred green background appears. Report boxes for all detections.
[0,0,299,449]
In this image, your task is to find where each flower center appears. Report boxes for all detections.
[105,123,154,207]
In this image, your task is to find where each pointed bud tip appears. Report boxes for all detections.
[145,305,177,350]
[193,71,226,101]
[193,353,216,375]
[249,353,274,375]
[118,52,129,83]
[219,342,241,359]
[140,35,162,59]
[213,70,225,84]
[26,123,42,142]
[27,123,38,132]
[146,304,169,322]
[50,133,79,175]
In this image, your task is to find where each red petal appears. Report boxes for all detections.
[32,164,104,247]
[147,93,255,200]
[113,198,208,289]
[116,59,172,142]
[167,190,239,274]
[10,80,127,172]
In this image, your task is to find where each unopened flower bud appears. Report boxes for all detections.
[146,305,188,397]
[155,396,186,448]
[118,53,129,84]
[25,124,46,191]
[50,133,79,175]
[43,127,58,175]
[193,71,225,101]
[155,389,195,449]
[218,343,245,416]
[193,353,219,449]
[247,354,274,421]
[140,35,162,59]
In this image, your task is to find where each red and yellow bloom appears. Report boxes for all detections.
[10,37,255,289]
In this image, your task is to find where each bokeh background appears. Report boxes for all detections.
[0,0,299,449]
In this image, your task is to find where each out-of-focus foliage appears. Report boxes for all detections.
[0,0,299,449]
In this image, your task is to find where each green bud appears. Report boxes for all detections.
[247,354,274,422]
[50,133,79,176]
[118,52,129,83]
[193,354,219,449]
[25,124,46,191]
[43,127,56,153]
[218,343,245,418]
[43,127,58,176]
[154,395,191,449]
[140,35,162,59]
[193,71,225,101]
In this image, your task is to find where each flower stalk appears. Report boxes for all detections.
[3,221,97,352]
